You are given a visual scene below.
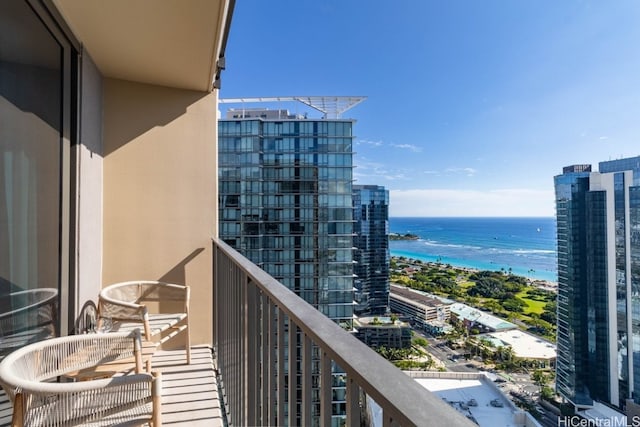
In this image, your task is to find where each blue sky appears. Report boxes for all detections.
[219,1,640,217]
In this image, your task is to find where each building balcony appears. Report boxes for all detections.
[0,245,474,427]
[211,238,475,427]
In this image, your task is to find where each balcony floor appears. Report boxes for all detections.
[0,345,225,427]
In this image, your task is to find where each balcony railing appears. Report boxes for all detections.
[212,238,475,427]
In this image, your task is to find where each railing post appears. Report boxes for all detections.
[301,333,312,426]
[277,310,286,425]
[232,257,242,426]
[320,351,332,427]
[346,376,361,427]
[288,320,298,426]
[263,295,275,425]
[246,280,258,426]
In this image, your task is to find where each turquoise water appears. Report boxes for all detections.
[389,217,557,282]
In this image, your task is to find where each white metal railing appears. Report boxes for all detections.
[213,238,475,427]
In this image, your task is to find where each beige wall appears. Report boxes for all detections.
[76,49,103,316]
[102,78,218,346]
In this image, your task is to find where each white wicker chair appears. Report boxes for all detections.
[0,331,162,426]
[98,281,191,364]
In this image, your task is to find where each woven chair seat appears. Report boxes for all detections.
[0,331,162,426]
[99,281,191,364]
[111,313,187,337]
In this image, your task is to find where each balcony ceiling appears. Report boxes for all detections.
[53,0,231,92]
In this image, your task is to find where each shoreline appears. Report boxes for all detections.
[391,254,558,292]
[390,246,558,283]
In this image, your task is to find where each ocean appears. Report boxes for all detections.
[389,217,557,283]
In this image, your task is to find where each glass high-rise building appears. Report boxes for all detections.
[218,98,365,426]
[353,185,390,315]
[554,156,640,415]
[218,106,356,326]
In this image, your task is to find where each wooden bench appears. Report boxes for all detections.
[98,281,191,364]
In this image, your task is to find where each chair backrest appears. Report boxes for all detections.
[101,280,189,310]
[0,331,142,399]
[0,288,58,357]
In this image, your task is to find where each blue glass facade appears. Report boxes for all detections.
[555,167,593,407]
[218,116,355,326]
[352,185,389,315]
[555,156,640,412]
[218,110,355,426]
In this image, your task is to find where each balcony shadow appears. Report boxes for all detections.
[158,248,205,286]
[103,78,210,156]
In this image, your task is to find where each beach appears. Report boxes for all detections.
[389,217,558,283]
[391,255,558,292]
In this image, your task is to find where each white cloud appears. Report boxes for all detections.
[389,188,555,217]
[357,139,384,147]
[390,143,422,152]
[598,136,609,140]
[354,158,412,182]
[354,170,410,182]
[445,167,477,176]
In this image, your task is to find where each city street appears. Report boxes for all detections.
[420,332,560,427]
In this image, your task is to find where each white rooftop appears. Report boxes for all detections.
[484,330,557,361]
[450,303,517,331]
[409,372,539,427]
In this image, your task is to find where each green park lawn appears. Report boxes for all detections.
[517,291,546,315]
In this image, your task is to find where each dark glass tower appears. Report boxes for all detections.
[353,185,389,315]
[555,156,640,414]
[218,102,362,426]
[218,109,355,326]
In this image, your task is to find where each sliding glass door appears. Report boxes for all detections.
[0,0,75,356]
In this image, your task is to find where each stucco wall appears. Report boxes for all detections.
[102,78,218,346]
[76,49,103,318]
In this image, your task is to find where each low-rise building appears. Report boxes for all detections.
[354,316,412,349]
[479,330,556,368]
[368,371,542,427]
[389,284,452,333]
[449,303,517,333]
[408,371,541,427]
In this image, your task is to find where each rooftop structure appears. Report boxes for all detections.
[220,96,366,119]
[450,303,518,332]
[382,372,541,427]
[391,284,448,307]
[481,330,557,364]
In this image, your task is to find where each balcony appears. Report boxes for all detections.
[0,240,473,426]
[212,238,474,426]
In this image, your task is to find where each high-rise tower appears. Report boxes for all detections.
[353,184,390,315]
[554,156,640,416]
[218,98,365,327]
[218,97,365,426]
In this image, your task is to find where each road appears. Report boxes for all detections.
[420,332,560,426]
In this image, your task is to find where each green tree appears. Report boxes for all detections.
[541,386,555,400]
[413,337,428,347]
[532,369,551,392]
